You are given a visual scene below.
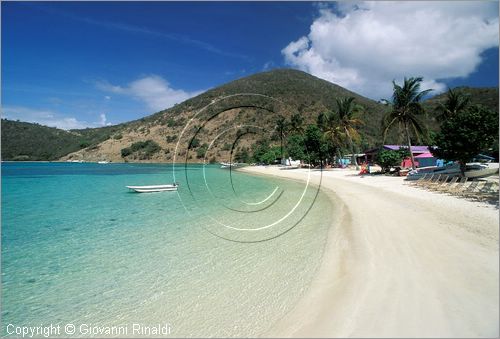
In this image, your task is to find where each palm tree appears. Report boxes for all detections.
[275,115,288,161]
[435,88,470,122]
[382,77,432,170]
[323,112,345,166]
[335,97,364,169]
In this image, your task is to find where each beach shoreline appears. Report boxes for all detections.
[239,166,499,338]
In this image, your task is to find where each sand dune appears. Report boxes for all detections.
[240,166,499,338]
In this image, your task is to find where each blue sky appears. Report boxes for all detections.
[2,1,499,129]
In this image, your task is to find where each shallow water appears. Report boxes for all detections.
[2,162,333,337]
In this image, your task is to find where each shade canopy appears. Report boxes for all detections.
[414,152,435,158]
[384,145,430,153]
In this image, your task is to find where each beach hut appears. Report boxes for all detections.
[363,145,431,165]
[414,152,437,167]
[401,157,418,168]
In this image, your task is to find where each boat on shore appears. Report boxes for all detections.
[464,163,499,179]
[406,162,499,180]
[126,183,178,193]
[406,163,461,180]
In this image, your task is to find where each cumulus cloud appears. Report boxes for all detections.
[2,106,110,130]
[98,113,112,126]
[96,75,202,112]
[282,1,499,100]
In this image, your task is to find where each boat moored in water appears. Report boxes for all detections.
[220,162,238,169]
[126,183,178,193]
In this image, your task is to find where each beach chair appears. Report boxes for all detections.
[469,182,499,202]
[408,173,429,185]
[419,174,442,189]
[425,175,449,191]
[433,176,458,192]
[415,174,435,187]
[454,180,480,198]
[443,177,468,195]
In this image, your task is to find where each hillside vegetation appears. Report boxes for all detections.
[1,119,125,161]
[1,69,498,162]
[423,86,499,113]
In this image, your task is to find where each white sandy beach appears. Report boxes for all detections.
[239,166,499,338]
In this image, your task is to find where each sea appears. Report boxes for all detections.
[1,162,333,337]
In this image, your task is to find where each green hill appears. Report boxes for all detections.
[1,120,82,161]
[0,119,126,161]
[423,86,499,113]
[122,69,389,150]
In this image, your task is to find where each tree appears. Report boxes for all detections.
[335,97,364,169]
[289,113,304,134]
[435,88,470,122]
[432,105,498,174]
[260,147,281,165]
[376,148,410,172]
[322,111,345,165]
[316,112,327,131]
[382,77,432,170]
[252,139,271,163]
[286,134,305,161]
[234,147,251,163]
[303,124,327,166]
[275,115,288,161]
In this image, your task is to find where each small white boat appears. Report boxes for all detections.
[220,162,237,169]
[98,161,109,164]
[465,163,499,179]
[126,183,178,193]
[368,164,382,174]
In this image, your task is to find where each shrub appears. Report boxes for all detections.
[121,140,161,159]
[121,147,132,157]
[196,143,209,159]
[375,148,409,171]
[79,141,90,148]
[166,118,176,127]
[166,135,177,143]
[189,138,200,148]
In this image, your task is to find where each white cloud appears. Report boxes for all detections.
[282,1,499,100]
[96,75,202,112]
[263,61,275,71]
[2,106,107,130]
[97,113,112,126]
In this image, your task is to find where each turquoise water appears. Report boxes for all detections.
[2,162,333,337]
